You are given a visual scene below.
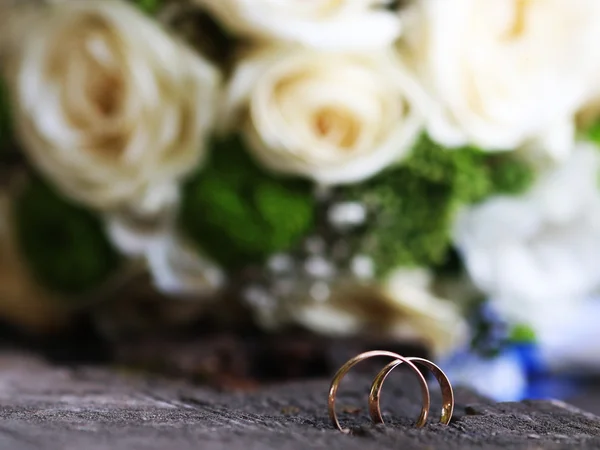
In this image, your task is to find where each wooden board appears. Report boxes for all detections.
[0,352,599,450]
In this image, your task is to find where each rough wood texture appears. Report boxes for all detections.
[0,352,599,449]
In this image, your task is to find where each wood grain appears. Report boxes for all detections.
[0,352,599,449]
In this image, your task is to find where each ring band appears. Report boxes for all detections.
[368,356,454,426]
[328,350,431,433]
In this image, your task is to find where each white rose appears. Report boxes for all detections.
[453,143,600,334]
[192,0,401,51]
[223,46,425,185]
[401,0,600,157]
[250,268,468,356]
[5,0,220,213]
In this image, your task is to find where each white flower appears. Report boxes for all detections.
[223,46,425,185]
[453,143,600,334]
[537,299,600,374]
[192,0,401,51]
[5,0,220,213]
[254,268,468,356]
[144,234,225,297]
[442,351,527,402]
[106,213,225,298]
[401,0,600,157]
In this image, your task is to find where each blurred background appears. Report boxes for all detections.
[0,0,600,412]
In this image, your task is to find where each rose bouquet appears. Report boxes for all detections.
[1,0,600,395]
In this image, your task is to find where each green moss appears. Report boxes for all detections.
[14,176,121,296]
[341,135,535,276]
[130,0,162,14]
[343,164,457,274]
[180,136,316,269]
[402,137,492,204]
[485,154,536,196]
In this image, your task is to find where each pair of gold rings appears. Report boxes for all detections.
[328,350,454,433]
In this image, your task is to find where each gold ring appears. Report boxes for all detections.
[328,350,431,433]
[369,356,454,425]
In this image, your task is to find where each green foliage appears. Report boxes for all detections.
[509,323,537,344]
[585,117,600,146]
[471,321,536,358]
[180,136,316,269]
[341,135,535,276]
[14,176,121,296]
[130,0,162,14]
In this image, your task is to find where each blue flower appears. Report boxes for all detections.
[442,342,581,402]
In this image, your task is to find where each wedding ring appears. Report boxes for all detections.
[328,350,431,433]
[369,356,454,425]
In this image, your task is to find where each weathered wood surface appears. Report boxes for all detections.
[0,352,599,449]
